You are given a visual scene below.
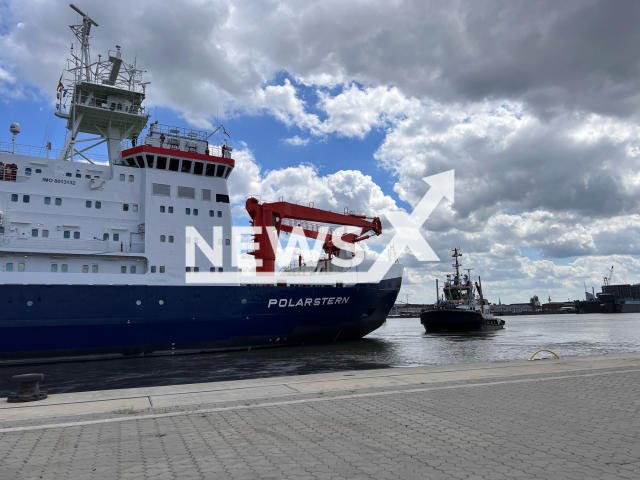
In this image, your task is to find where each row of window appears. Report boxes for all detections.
[122,155,233,179]
[27,229,122,241]
[123,204,139,212]
[22,167,101,180]
[119,174,135,182]
[11,195,104,209]
[152,184,230,204]
[159,205,223,217]
[5,263,137,273]
[147,266,223,273]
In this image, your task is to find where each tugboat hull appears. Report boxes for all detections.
[421,309,503,332]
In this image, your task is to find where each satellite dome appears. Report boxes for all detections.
[10,123,20,135]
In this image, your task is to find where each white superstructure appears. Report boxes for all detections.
[0,5,235,287]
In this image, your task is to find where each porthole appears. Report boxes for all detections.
[136,300,142,305]
[159,300,164,305]
[241,299,248,304]
[26,300,33,307]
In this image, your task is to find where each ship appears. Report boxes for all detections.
[420,248,504,332]
[577,267,640,313]
[0,6,403,365]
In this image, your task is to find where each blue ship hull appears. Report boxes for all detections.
[0,277,401,364]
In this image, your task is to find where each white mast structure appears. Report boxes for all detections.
[55,3,150,166]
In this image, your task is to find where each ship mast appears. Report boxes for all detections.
[55,4,150,166]
[452,248,462,283]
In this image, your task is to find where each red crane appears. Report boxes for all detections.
[245,197,382,273]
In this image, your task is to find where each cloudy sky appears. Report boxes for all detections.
[2,0,640,303]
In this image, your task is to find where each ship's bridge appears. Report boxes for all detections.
[119,122,235,180]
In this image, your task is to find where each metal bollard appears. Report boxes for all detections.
[7,373,48,403]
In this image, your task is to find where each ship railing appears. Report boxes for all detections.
[280,218,335,236]
[147,123,209,141]
[122,137,232,159]
[0,237,145,254]
[0,142,109,164]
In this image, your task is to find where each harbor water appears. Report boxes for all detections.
[2,312,640,398]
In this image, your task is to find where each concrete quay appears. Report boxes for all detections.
[1,352,639,479]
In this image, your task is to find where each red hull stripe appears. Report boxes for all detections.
[121,145,235,167]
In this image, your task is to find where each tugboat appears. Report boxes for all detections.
[420,248,504,332]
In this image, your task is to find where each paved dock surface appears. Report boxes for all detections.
[1,353,639,479]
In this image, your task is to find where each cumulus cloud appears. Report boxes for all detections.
[283,135,310,146]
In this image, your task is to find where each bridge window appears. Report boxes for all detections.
[225,167,233,179]
[32,229,38,237]
[181,160,192,173]
[135,156,144,168]
[61,264,68,272]
[64,231,70,238]
[157,156,167,170]
[202,189,211,201]
[11,194,17,202]
[169,158,180,171]
[113,233,120,241]
[6,263,13,272]
[146,155,154,168]
[216,194,229,203]
[194,162,204,175]
[55,198,62,206]
[95,201,101,209]
[103,233,109,240]
[205,164,216,176]
[44,197,51,205]
[23,195,30,203]
[25,168,32,176]
[51,264,57,272]
[73,232,80,239]
[86,201,92,208]
[216,165,225,177]
[42,230,49,237]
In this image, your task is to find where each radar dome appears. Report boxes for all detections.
[10,123,21,135]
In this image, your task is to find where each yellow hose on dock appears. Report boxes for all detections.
[529,349,561,361]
